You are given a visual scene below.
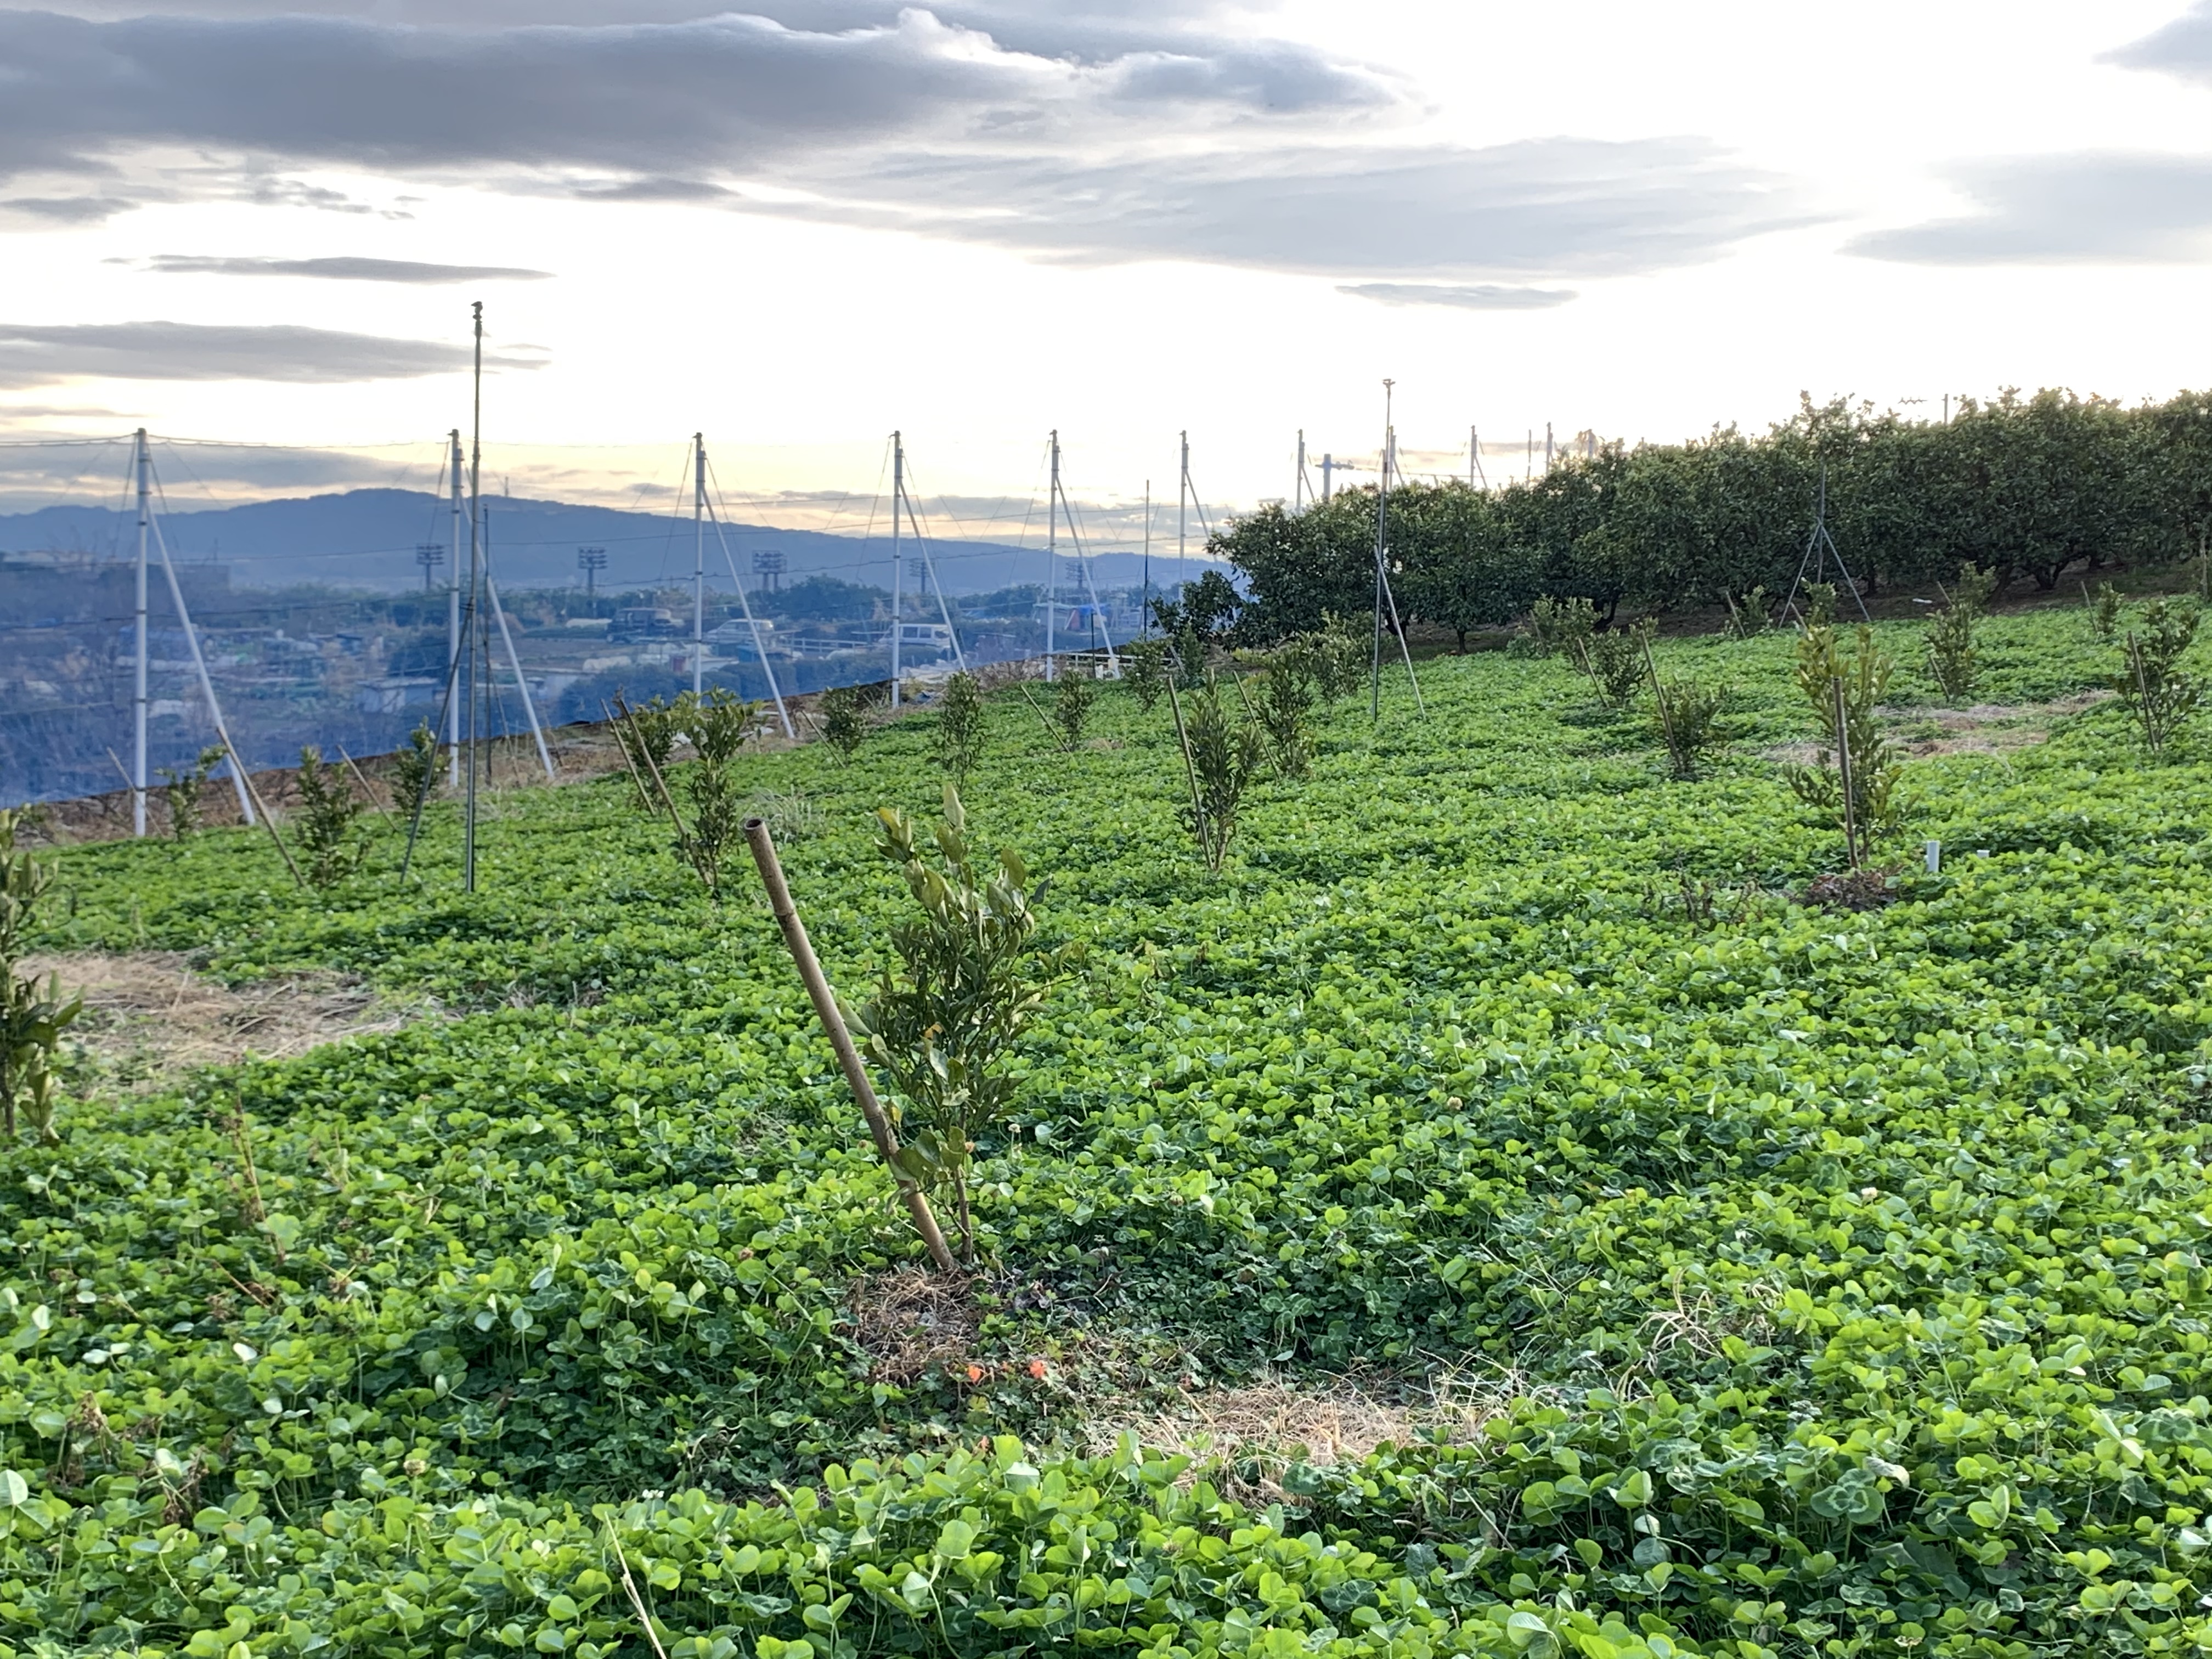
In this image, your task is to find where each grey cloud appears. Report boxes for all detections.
[568,177,736,202]
[0,7,1381,187]
[0,6,1789,283]
[1339,281,1578,309]
[0,321,545,388]
[2105,3,2212,87]
[792,138,1809,278]
[0,193,139,223]
[1848,153,2212,264]
[137,255,554,281]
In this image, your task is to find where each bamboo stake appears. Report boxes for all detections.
[743,817,960,1274]
[603,1519,672,1659]
[1832,675,1859,869]
[1013,676,1063,746]
[1163,672,1210,863]
[1643,639,1681,776]
[228,740,305,888]
[336,746,393,822]
[613,694,691,847]
[601,701,657,815]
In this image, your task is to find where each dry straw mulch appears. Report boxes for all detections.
[27,951,426,1081]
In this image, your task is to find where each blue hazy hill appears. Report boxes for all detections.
[0,487,1209,596]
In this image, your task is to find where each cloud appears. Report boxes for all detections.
[1339,281,1577,309]
[791,137,1809,278]
[0,8,1385,184]
[1848,153,2212,264]
[134,255,554,281]
[0,7,1798,280]
[0,193,140,224]
[2104,3,2212,87]
[0,321,546,387]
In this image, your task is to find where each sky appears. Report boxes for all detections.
[3,0,2211,543]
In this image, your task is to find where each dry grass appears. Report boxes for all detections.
[1763,691,2108,768]
[1885,690,2109,758]
[846,1266,981,1383]
[1085,1367,1513,1503]
[27,951,426,1081]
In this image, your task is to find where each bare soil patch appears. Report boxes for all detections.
[27,951,426,1082]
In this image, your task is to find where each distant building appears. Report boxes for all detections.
[356,676,439,714]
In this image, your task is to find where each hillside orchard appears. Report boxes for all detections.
[7,598,2212,1657]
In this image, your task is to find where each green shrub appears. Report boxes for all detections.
[1049,669,1094,751]
[291,746,363,888]
[1926,563,1997,703]
[847,787,1073,1263]
[1788,624,1904,865]
[2115,597,2201,755]
[1170,675,1266,872]
[390,721,441,822]
[614,692,683,783]
[1721,585,1769,639]
[156,744,226,840]
[818,685,867,761]
[673,687,766,898]
[1121,637,1169,712]
[1522,595,1595,660]
[1584,618,1654,709]
[0,809,77,1143]
[935,672,985,777]
[2090,579,2123,642]
[1254,647,1314,778]
[1648,668,1732,780]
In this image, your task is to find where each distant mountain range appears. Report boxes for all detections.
[0,488,1218,597]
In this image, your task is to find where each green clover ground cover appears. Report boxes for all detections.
[9,607,2212,1656]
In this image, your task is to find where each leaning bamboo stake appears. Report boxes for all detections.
[1832,675,1859,869]
[226,739,305,888]
[743,817,960,1274]
[1163,673,1210,861]
[1012,677,1062,745]
[336,746,393,823]
[1643,639,1681,776]
[613,694,691,847]
[601,699,658,815]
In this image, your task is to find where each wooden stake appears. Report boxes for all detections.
[1013,677,1062,746]
[227,741,305,888]
[1163,673,1210,860]
[601,700,657,815]
[743,817,960,1274]
[1832,675,1859,868]
[336,746,393,822]
[1643,639,1681,776]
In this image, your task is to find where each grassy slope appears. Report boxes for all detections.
[7,608,2212,1656]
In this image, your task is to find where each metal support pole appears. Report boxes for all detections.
[692,433,706,698]
[464,302,483,893]
[895,461,967,674]
[1141,479,1152,633]
[448,431,463,787]
[483,512,554,781]
[1045,431,1058,682]
[890,431,904,706]
[1322,454,1334,503]
[132,428,149,836]
[147,494,256,826]
[702,459,796,737]
[1295,430,1306,512]
[1057,453,1118,673]
[1177,430,1188,600]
